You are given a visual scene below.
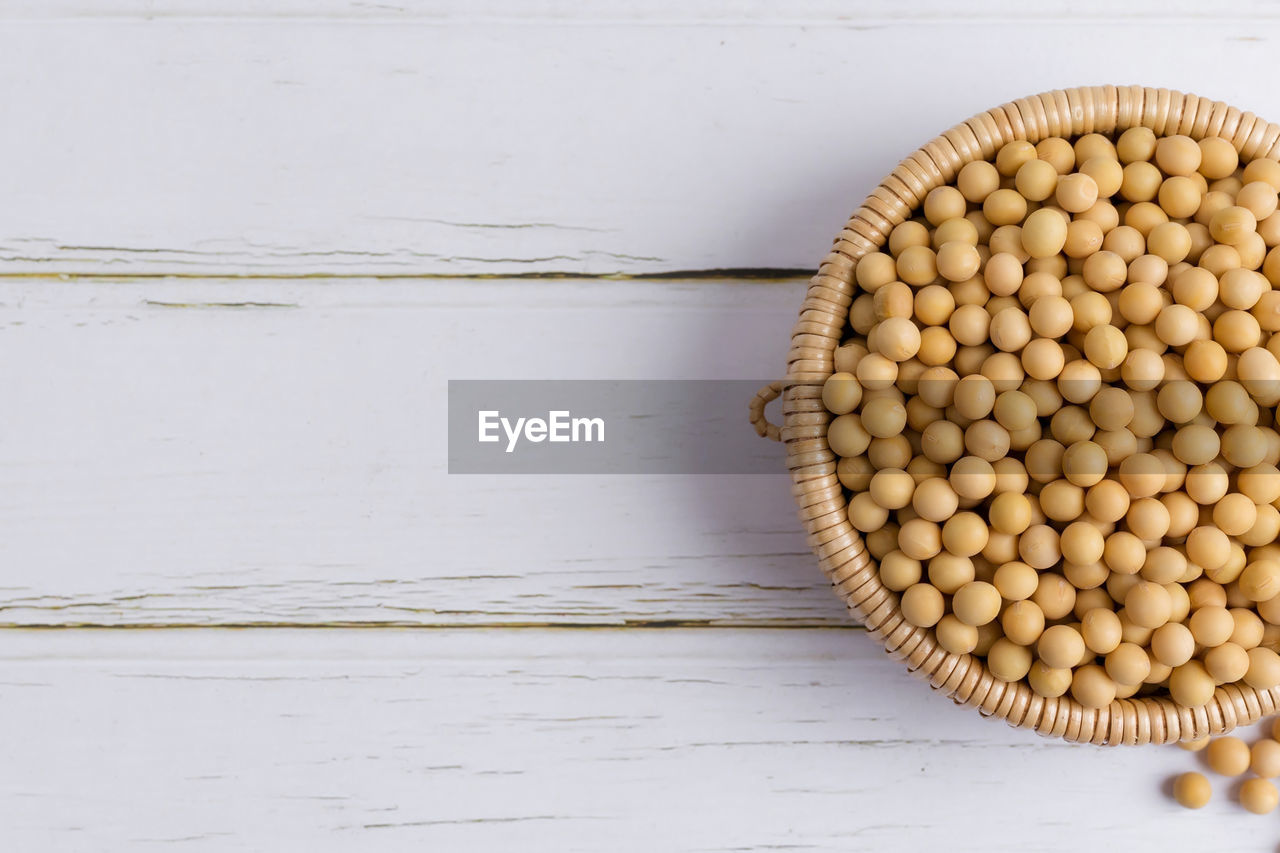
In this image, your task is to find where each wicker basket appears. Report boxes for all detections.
[750,86,1280,745]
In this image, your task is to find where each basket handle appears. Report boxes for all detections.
[748,381,783,442]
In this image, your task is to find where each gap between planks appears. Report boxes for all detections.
[0,625,875,659]
[0,621,868,631]
[0,268,813,283]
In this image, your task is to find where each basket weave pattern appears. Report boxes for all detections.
[773,86,1280,745]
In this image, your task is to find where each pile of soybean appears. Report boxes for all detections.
[826,128,1280,709]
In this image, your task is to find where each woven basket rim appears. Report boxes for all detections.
[784,85,1280,746]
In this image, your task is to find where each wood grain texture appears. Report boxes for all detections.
[0,627,1259,852]
[0,277,854,627]
[2,2,1280,276]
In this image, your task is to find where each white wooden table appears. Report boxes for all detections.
[6,2,1280,849]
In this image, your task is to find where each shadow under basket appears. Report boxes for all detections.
[749,85,1280,746]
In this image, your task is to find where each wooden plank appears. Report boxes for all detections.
[0,627,1257,851]
[0,276,860,627]
[0,5,1279,275]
